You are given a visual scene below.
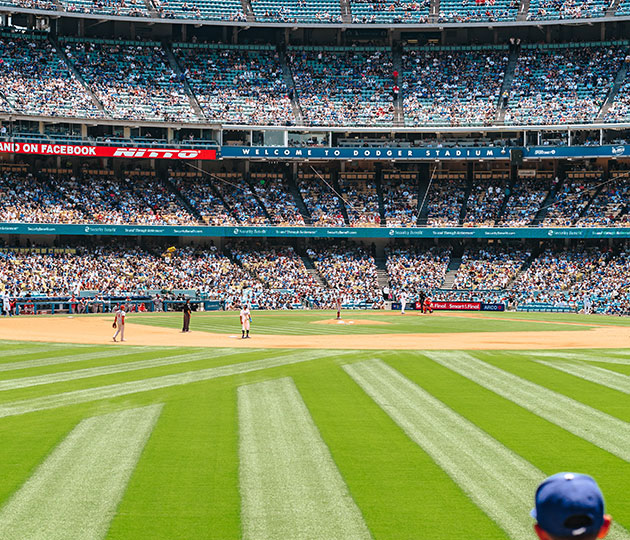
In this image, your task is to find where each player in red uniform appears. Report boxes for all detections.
[423,296,433,314]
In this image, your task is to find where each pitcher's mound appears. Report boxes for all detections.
[313,319,390,326]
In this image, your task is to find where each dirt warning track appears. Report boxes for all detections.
[0,316,628,350]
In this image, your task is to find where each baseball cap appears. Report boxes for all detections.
[531,473,605,537]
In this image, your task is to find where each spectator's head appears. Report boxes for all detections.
[532,473,611,540]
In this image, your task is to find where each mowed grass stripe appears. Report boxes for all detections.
[425,351,630,461]
[536,361,630,394]
[344,360,630,540]
[344,360,540,540]
[521,351,630,366]
[0,347,158,373]
[0,349,263,392]
[0,404,162,540]
[0,349,347,418]
[239,377,372,540]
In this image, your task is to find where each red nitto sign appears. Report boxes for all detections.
[0,142,217,160]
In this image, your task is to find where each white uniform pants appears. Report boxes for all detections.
[113,324,125,341]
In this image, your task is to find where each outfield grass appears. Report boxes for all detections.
[0,313,629,539]
[128,309,599,335]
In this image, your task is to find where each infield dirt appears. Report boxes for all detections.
[0,314,628,350]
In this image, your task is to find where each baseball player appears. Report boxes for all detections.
[240,304,251,339]
[112,304,126,342]
[400,291,408,315]
[335,295,342,320]
[423,295,433,314]
[2,294,10,317]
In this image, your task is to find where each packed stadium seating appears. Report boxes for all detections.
[438,0,519,22]
[527,0,607,20]
[297,169,346,226]
[386,246,451,296]
[402,45,509,127]
[350,0,430,23]
[173,43,293,125]
[452,247,530,289]
[288,46,395,126]
[381,170,418,227]
[64,0,148,16]
[505,43,627,125]
[153,0,245,20]
[61,37,197,121]
[498,174,554,226]
[423,173,466,226]
[251,0,342,22]
[0,30,101,119]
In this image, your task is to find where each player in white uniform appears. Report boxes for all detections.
[400,292,408,315]
[112,305,126,342]
[2,294,10,317]
[240,304,251,339]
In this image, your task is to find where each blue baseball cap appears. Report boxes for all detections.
[531,473,605,537]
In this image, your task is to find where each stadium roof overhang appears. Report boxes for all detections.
[2,5,630,31]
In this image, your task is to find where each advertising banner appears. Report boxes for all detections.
[0,142,217,160]
[430,301,505,311]
[0,223,629,239]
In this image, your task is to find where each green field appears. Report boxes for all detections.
[1,311,630,540]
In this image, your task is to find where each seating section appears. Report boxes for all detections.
[382,171,418,227]
[0,31,101,119]
[289,46,394,126]
[438,0,518,22]
[452,247,529,289]
[297,170,347,226]
[249,172,305,225]
[463,177,509,226]
[350,0,430,23]
[251,0,342,22]
[210,173,270,225]
[543,172,603,226]
[152,0,245,20]
[386,246,451,297]
[499,175,553,226]
[173,43,293,125]
[62,37,197,121]
[527,0,607,20]
[505,43,626,125]
[605,71,630,123]
[575,174,630,226]
[403,45,508,127]
[338,172,381,226]
[170,173,236,225]
[424,175,466,226]
[0,0,56,9]
[306,243,382,303]
[63,0,148,16]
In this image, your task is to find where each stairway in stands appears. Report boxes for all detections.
[606,0,622,16]
[516,0,530,20]
[392,46,405,127]
[164,43,204,119]
[441,258,462,289]
[495,45,520,124]
[162,174,204,224]
[595,60,629,123]
[339,0,352,22]
[241,0,256,21]
[374,258,390,290]
[300,254,327,287]
[51,36,108,117]
[278,47,305,125]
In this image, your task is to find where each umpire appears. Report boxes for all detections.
[182,299,192,333]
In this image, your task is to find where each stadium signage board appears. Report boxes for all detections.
[222,145,630,161]
[0,142,217,160]
[1,224,630,238]
[428,301,506,311]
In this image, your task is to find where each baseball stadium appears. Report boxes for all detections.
[1,0,630,539]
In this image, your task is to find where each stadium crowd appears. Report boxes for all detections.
[0,243,628,314]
